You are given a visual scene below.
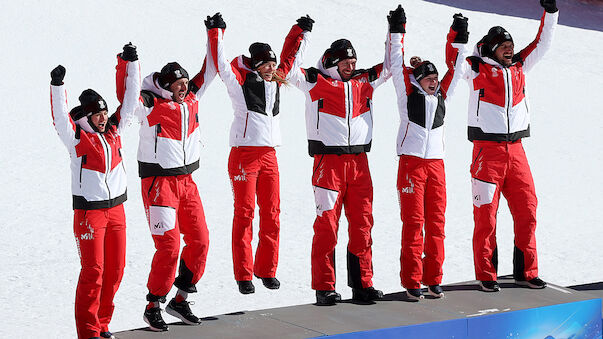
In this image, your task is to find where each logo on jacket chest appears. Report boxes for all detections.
[491,67,499,78]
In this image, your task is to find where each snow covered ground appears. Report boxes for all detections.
[1,0,602,337]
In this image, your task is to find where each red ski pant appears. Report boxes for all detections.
[73,205,126,339]
[397,155,446,289]
[311,153,375,291]
[228,146,280,281]
[470,140,538,281]
[142,174,210,299]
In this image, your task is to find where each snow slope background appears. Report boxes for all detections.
[1,0,602,337]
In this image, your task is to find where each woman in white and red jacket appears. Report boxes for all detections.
[387,6,468,301]
[286,18,390,305]
[115,30,217,331]
[50,44,137,339]
[206,13,312,295]
[452,0,558,293]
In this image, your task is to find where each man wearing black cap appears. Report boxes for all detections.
[115,35,217,330]
[287,23,390,306]
[452,0,559,293]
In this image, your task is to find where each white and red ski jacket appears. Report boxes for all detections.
[116,47,217,178]
[287,39,391,156]
[388,28,468,159]
[50,74,136,209]
[455,10,558,142]
[208,24,309,147]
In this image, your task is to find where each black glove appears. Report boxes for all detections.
[540,0,558,13]
[121,42,138,61]
[387,5,406,33]
[50,65,66,86]
[205,12,226,29]
[451,13,469,44]
[296,15,314,32]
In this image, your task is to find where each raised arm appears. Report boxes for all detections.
[184,15,219,100]
[50,65,77,149]
[285,18,314,92]
[278,15,313,79]
[115,43,141,133]
[205,13,245,92]
[359,7,399,90]
[387,5,409,101]
[514,1,558,73]
[446,13,473,83]
[441,13,470,100]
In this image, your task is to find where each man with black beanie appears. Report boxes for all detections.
[115,24,217,331]
[287,15,391,306]
[451,0,558,293]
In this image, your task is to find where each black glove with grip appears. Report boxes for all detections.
[451,13,469,44]
[296,15,314,32]
[540,0,558,13]
[51,65,66,86]
[205,12,226,29]
[388,5,406,33]
[121,42,138,61]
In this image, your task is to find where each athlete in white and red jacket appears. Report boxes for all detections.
[115,30,217,331]
[206,13,312,294]
[453,0,558,292]
[387,6,468,301]
[287,22,390,305]
[50,44,137,339]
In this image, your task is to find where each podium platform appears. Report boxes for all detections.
[116,277,602,338]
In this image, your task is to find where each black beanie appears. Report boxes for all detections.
[480,26,513,58]
[249,42,277,69]
[413,61,438,82]
[158,62,189,90]
[322,39,357,69]
[70,89,107,120]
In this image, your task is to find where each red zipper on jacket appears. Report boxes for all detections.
[400,122,410,148]
[243,112,249,138]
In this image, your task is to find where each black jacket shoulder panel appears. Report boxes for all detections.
[352,67,378,82]
[140,90,157,108]
[511,53,523,65]
[467,56,483,73]
[189,81,200,94]
[304,67,320,83]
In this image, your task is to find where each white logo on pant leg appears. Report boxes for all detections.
[80,220,95,240]
[233,164,247,182]
[400,178,415,194]
[474,156,484,176]
[317,168,324,183]
[153,182,161,203]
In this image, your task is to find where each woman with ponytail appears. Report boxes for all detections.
[205,12,312,294]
